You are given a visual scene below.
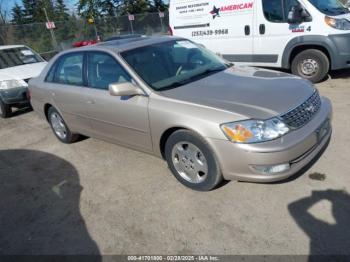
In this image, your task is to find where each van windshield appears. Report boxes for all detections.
[121,40,231,91]
[308,0,350,15]
[0,47,44,70]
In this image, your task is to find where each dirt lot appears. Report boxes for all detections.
[0,71,349,257]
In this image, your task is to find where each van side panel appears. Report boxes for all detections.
[170,0,254,62]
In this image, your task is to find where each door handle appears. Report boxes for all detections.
[244,25,250,35]
[86,99,95,104]
[259,24,266,35]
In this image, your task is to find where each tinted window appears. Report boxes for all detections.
[0,47,43,69]
[54,53,84,86]
[263,0,285,22]
[87,52,131,90]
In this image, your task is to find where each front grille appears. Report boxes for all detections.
[280,90,321,129]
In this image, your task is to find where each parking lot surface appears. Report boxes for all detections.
[0,71,349,256]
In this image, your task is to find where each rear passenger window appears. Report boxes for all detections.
[87,52,131,90]
[54,53,84,86]
[262,0,285,22]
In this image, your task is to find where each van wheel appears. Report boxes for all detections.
[165,130,223,191]
[291,49,329,83]
[48,107,79,144]
[0,99,11,118]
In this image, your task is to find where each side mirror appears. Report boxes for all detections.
[108,82,144,96]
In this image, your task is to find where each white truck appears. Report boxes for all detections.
[169,0,350,82]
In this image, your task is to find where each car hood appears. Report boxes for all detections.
[0,62,48,81]
[160,66,315,119]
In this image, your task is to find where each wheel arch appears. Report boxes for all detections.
[282,36,336,70]
[44,103,53,122]
[159,126,190,159]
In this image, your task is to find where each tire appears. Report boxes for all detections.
[48,107,79,144]
[165,130,223,191]
[291,49,329,83]
[0,99,11,118]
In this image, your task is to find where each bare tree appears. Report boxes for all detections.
[0,0,8,44]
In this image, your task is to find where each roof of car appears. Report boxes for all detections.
[0,45,25,50]
[76,36,184,53]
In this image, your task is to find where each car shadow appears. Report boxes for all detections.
[10,106,33,117]
[0,149,101,258]
[329,69,350,80]
[288,190,350,261]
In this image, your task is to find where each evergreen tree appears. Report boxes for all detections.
[11,4,25,24]
[55,0,70,20]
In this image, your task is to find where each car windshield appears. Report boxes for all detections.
[308,0,350,15]
[0,47,44,70]
[121,40,231,91]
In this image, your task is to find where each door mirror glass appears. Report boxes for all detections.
[108,82,143,96]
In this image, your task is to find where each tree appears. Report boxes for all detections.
[77,0,102,19]
[120,0,150,14]
[149,0,167,12]
[55,0,70,20]
[11,4,25,24]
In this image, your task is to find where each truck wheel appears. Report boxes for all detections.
[165,130,223,191]
[291,49,329,83]
[48,107,79,144]
[0,99,11,118]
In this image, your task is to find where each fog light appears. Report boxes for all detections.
[252,163,290,175]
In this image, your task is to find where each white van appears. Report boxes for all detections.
[169,0,350,82]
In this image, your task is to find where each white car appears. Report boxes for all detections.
[169,0,350,83]
[0,45,47,118]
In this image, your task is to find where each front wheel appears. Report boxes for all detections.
[48,107,79,144]
[165,130,223,191]
[291,49,329,83]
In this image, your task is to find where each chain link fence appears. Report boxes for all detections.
[0,12,169,60]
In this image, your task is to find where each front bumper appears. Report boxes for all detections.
[0,87,30,106]
[329,33,350,70]
[208,97,332,182]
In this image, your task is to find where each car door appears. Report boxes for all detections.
[46,52,92,133]
[83,51,152,152]
[253,0,313,67]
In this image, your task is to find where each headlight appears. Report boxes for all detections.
[221,118,290,143]
[325,16,350,30]
[0,79,28,90]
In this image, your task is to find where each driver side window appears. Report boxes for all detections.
[262,0,301,23]
[87,52,132,90]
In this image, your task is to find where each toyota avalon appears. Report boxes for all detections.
[29,36,332,191]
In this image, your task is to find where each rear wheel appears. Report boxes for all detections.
[165,130,222,191]
[48,107,79,144]
[291,49,329,83]
[0,99,11,118]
